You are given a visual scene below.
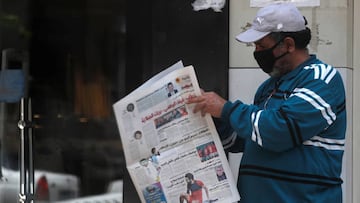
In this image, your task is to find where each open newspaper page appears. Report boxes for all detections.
[113,65,240,203]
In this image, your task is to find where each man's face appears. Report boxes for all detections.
[168,83,174,92]
[254,35,289,76]
[216,167,224,176]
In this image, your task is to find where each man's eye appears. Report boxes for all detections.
[255,44,266,50]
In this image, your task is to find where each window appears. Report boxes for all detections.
[0,0,228,202]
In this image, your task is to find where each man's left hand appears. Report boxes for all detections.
[187,91,226,118]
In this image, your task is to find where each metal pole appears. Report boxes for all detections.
[18,97,34,203]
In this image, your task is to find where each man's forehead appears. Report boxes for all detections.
[254,35,273,44]
[254,35,274,45]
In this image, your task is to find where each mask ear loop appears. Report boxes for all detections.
[273,36,292,60]
[273,38,289,60]
[303,16,308,25]
[272,37,285,50]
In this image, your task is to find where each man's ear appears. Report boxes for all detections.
[283,37,296,52]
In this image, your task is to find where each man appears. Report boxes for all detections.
[215,165,227,181]
[167,82,178,97]
[149,147,161,181]
[179,173,209,203]
[188,3,346,202]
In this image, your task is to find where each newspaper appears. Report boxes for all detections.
[113,62,240,203]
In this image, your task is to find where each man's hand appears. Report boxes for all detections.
[187,91,226,118]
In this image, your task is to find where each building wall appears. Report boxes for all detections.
[228,0,358,202]
[352,0,360,202]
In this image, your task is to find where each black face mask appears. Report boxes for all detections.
[253,39,288,73]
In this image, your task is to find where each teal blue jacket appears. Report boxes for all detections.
[219,55,346,202]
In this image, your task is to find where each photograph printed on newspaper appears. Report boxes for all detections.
[113,62,240,203]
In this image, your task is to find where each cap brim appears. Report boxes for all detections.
[236,29,270,43]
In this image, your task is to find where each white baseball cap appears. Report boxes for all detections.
[236,3,306,43]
